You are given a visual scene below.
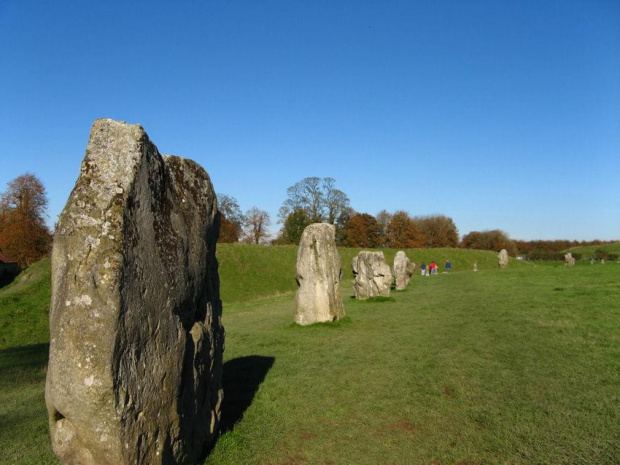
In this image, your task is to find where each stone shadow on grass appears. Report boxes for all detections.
[0,342,49,374]
[219,355,275,434]
[0,343,50,436]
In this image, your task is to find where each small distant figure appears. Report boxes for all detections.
[445,260,452,273]
[430,261,437,275]
[420,261,427,277]
[473,261,478,272]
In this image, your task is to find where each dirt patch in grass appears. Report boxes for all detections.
[299,432,317,442]
[443,386,455,398]
[393,421,417,432]
[276,455,307,465]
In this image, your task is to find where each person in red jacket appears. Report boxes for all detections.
[430,261,437,275]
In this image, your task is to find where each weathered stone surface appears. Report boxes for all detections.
[498,249,509,268]
[45,119,224,465]
[565,252,576,266]
[393,251,413,290]
[294,223,345,325]
[352,251,393,299]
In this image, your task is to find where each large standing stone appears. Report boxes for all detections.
[294,223,345,325]
[565,252,576,266]
[352,251,393,299]
[45,119,224,465]
[393,251,414,290]
[498,249,509,268]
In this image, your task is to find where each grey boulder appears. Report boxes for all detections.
[352,251,393,299]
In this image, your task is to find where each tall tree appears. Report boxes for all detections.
[243,207,271,245]
[322,177,350,224]
[385,211,425,248]
[0,173,52,267]
[274,207,311,245]
[340,213,383,248]
[335,206,356,246]
[413,215,459,248]
[278,177,349,225]
[217,193,244,242]
[375,210,392,248]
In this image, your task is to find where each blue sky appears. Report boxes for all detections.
[1,1,619,240]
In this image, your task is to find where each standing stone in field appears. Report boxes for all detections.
[498,249,509,268]
[294,223,345,325]
[473,261,478,272]
[45,119,224,465]
[352,251,393,299]
[408,261,416,278]
[564,252,576,266]
[393,251,413,290]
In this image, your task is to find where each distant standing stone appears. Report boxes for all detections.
[564,252,576,266]
[473,261,478,272]
[393,251,413,290]
[498,249,509,268]
[46,119,224,465]
[294,223,345,325]
[352,251,393,299]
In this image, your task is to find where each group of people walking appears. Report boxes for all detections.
[420,260,451,276]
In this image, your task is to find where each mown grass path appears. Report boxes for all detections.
[1,264,619,464]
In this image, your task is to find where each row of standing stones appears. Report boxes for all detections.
[47,119,524,464]
[293,227,417,326]
[46,119,413,465]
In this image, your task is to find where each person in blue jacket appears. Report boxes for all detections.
[445,260,452,273]
[420,262,427,276]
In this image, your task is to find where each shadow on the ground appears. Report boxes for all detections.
[0,343,49,374]
[219,355,275,434]
[0,274,18,290]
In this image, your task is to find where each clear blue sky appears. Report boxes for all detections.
[1,1,619,241]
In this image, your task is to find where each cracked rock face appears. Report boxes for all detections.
[393,251,414,290]
[352,251,393,299]
[498,249,509,268]
[294,223,345,325]
[45,119,224,465]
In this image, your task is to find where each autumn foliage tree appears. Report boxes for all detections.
[340,213,383,248]
[0,173,52,267]
[217,194,244,243]
[461,229,517,255]
[385,210,425,248]
[413,215,459,248]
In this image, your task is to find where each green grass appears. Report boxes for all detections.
[2,248,619,463]
[0,257,51,349]
[565,241,620,257]
[207,265,620,464]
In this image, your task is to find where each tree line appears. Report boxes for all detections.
[1,173,616,270]
[217,176,617,255]
[217,177,479,249]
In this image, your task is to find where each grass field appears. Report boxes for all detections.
[565,242,620,258]
[1,248,619,464]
